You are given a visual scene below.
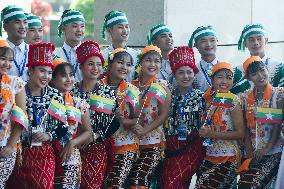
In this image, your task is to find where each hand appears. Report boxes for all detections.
[60,140,75,163]
[132,124,148,137]
[253,148,269,162]
[0,145,16,158]
[199,127,213,138]
[32,132,50,142]
[115,108,124,121]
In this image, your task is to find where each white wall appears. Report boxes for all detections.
[166,0,284,65]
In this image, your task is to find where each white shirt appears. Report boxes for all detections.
[54,42,82,82]
[7,40,29,81]
[102,45,138,82]
[193,57,218,92]
[157,59,175,85]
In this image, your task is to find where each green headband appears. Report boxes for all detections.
[26,14,42,28]
[102,10,128,41]
[58,9,85,38]
[238,24,266,51]
[188,25,217,48]
[1,5,26,37]
[147,24,171,45]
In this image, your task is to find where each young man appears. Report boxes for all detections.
[232,24,284,94]
[148,24,175,84]
[1,5,29,81]
[101,10,138,81]
[189,25,218,92]
[53,9,85,82]
[24,13,43,44]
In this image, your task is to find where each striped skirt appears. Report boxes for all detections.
[195,159,237,189]
[238,153,281,189]
[127,146,162,188]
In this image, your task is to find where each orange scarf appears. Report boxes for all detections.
[246,84,272,128]
[64,92,76,126]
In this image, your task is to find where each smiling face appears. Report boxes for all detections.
[4,18,28,41]
[52,64,75,93]
[140,51,162,78]
[174,66,195,88]
[80,56,103,80]
[29,66,53,89]
[152,32,174,52]
[62,21,85,45]
[195,35,217,58]
[212,69,233,93]
[245,34,267,58]
[107,22,130,44]
[25,26,43,44]
[109,53,132,81]
[0,48,13,76]
[246,61,269,89]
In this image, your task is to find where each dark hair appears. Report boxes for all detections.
[140,50,162,62]
[109,51,133,66]
[0,47,13,58]
[52,62,73,79]
[246,61,266,75]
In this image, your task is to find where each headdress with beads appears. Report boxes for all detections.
[76,40,104,65]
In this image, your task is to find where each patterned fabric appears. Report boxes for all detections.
[127,147,162,188]
[7,143,56,189]
[0,76,25,147]
[166,88,204,136]
[0,150,16,189]
[203,93,240,157]
[22,85,67,147]
[80,142,107,189]
[71,82,119,140]
[105,151,137,188]
[195,159,237,189]
[160,132,205,189]
[238,154,281,189]
[54,141,81,189]
[105,82,139,188]
[239,87,284,155]
[275,148,284,189]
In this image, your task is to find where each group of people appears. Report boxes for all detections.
[0,4,283,189]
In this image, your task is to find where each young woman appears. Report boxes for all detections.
[195,62,245,189]
[72,40,119,189]
[160,46,205,189]
[127,45,171,188]
[101,48,140,188]
[7,43,68,189]
[50,61,92,189]
[238,56,283,189]
[0,40,26,189]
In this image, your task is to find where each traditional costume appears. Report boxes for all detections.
[237,56,283,189]
[195,62,240,189]
[0,40,26,189]
[1,6,29,81]
[7,43,68,189]
[189,25,219,92]
[72,40,119,189]
[160,46,205,189]
[101,11,138,82]
[128,45,168,188]
[54,9,85,82]
[103,48,140,188]
[232,24,284,94]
